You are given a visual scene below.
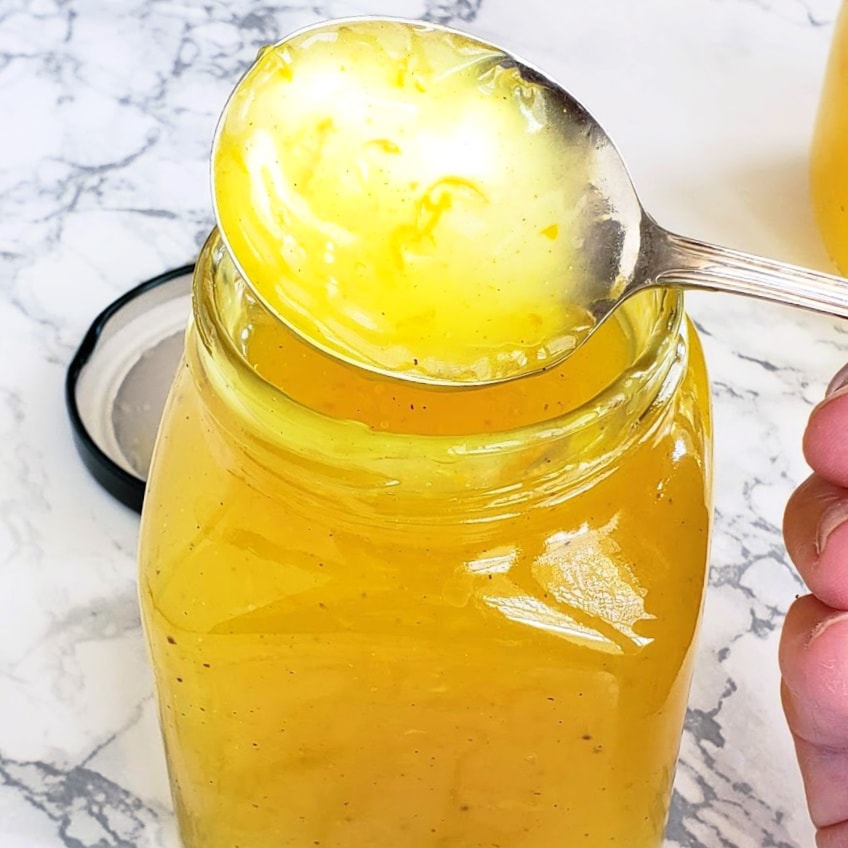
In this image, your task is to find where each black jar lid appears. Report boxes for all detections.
[65,265,194,513]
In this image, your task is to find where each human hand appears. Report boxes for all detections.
[782,367,848,848]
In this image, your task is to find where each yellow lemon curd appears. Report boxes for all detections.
[812,1,848,273]
[139,18,712,848]
[212,20,596,384]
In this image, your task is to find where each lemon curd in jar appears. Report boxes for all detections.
[811,0,848,273]
[139,234,711,848]
[139,17,712,848]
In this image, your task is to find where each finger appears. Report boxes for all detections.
[787,729,848,835]
[784,475,848,610]
[780,595,848,748]
[817,820,848,848]
[779,595,848,830]
[804,385,848,489]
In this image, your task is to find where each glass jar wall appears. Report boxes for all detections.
[138,229,712,848]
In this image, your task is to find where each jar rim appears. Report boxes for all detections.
[191,229,687,499]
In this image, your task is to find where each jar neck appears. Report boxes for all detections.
[190,229,687,509]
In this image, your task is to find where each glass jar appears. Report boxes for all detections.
[139,230,712,848]
[811,0,848,273]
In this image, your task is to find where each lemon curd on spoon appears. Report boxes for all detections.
[212,20,597,384]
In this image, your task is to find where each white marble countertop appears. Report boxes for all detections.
[1,0,845,845]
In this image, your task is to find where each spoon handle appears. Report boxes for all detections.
[646,226,848,318]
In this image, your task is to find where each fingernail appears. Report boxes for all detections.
[816,500,848,555]
[826,362,848,396]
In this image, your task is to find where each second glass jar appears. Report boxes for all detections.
[811,0,848,273]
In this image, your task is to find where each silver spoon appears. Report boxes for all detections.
[466,35,848,353]
[213,17,848,385]
[534,74,848,345]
